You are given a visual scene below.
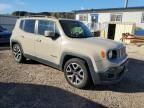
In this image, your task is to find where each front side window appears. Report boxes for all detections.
[111,14,122,22]
[23,20,35,33]
[38,20,59,36]
[141,13,144,23]
[59,20,94,38]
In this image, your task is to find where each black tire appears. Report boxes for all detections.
[12,44,26,63]
[64,58,91,89]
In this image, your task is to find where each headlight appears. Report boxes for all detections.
[108,50,117,59]
[108,50,113,59]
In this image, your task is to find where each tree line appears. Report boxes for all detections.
[12,11,75,19]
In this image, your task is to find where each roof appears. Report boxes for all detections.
[19,17,76,21]
[74,6,144,13]
[19,17,58,22]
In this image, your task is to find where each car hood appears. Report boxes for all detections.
[71,37,123,51]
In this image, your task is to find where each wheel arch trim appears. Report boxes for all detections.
[60,52,100,84]
[10,39,24,54]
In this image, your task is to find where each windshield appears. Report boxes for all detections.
[0,25,6,31]
[59,20,94,38]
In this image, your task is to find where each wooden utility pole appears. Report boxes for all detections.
[124,0,129,8]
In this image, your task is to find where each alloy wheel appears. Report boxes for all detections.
[66,63,84,85]
[13,45,22,61]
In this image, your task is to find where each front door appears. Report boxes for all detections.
[35,20,61,64]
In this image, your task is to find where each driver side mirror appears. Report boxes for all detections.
[44,30,55,38]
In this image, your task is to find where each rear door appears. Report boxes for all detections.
[19,19,36,55]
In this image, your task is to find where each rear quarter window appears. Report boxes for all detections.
[20,20,24,29]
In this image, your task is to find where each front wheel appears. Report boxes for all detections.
[12,44,26,63]
[64,58,91,89]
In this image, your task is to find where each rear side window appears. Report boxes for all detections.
[21,20,35,33]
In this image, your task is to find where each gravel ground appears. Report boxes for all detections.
[0,44,144,108]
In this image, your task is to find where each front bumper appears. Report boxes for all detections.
[93,59,128,85]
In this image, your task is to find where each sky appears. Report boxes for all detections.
[0,0,144,14]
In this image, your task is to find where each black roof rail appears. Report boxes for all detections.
[25,15,56,18]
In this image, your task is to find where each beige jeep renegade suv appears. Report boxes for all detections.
[10,17,128,89]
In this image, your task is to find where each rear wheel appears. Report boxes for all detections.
[12,44,26,63]
[64,58,91,89]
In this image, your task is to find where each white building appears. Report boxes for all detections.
[75,7,144,41]
[0,15,18,32]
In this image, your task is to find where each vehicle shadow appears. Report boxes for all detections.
[0,82,106,108]
[89,58,144,93]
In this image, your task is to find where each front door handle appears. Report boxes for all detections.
[21,35,24,38]
[36,39,41,42]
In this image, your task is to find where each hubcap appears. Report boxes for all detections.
[66,63,84,85]
[13,45,21,61]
